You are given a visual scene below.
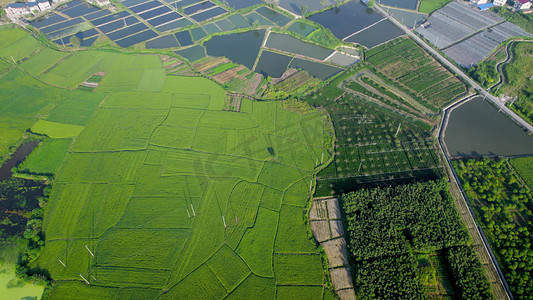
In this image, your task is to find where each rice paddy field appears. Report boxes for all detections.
[0,26,337,299]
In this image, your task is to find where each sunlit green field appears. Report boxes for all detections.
[0,27,335,299]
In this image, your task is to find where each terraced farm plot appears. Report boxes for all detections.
[366,38,467,111]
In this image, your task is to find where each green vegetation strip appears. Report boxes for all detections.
[454,158,533,299]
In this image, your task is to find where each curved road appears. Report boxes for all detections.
[375,4,533,133]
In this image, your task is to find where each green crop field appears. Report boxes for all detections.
[20,48,70,76]
[418,0,452,14]
[0,28,41,62]
[366,38,467,112]
[0,27,334,298]
[16,138,72,175]
[31,120,84,138]
[0,50,69,159]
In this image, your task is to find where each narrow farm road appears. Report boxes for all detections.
[374,4,533,133]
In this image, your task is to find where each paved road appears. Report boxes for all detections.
[374,4,533,133]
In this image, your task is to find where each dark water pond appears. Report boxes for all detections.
[0,141,39,181]
[255,50,292,78]
[289,58,342,80]
[190,6,227,22]
[30,13,66,29]
[175,30,194,46]
[345,19,403,48]
[146,34,180,48]
[184,1,214,15]
[444,97,533,157]
[225,0,262,9]
[204,29,265,69]
[62,2,100,18]
[138,6,172,20]
[130,1,162,14]
[308,0,383,39]
[176,45,206,61]
[156,18,193,32]
[265,32,333,60]
[255,6,291,26]
[147,12,181,27]
[115,29,158,47]
[378,0,419,10]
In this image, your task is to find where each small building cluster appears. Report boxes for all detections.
[471,0,533,10]
[4,0,51,16]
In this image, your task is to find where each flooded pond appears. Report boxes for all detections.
[265,33,333,60]
[255,50,292,78]
[289,58,342,80]
[345,19,403,48]
[308,0,383,39]
[0,141,39,181]
[204,29,265,69]
[444,97,533,157]
[175,45,206,62]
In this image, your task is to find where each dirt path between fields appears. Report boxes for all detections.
[310,197,356,300]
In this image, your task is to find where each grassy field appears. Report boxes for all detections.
[510,156,533,189]
[501,42,533,126]
[366,38,467,112]
[418,0,452,14]
[31,120,84,138]
[0,28,334,298]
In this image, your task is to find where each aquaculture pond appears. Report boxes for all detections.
[204,29,265,69]
[289,58,342,80]
[254,50,292,78]
[384,6,427,28]
[345,19,404,48]
[308,0,383,39]
[175,44,206,61]
[444,97,533,157]
[224,0,262,9]
[278,0,331,15]
[265,33,333,60]
[378,0,419,10]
